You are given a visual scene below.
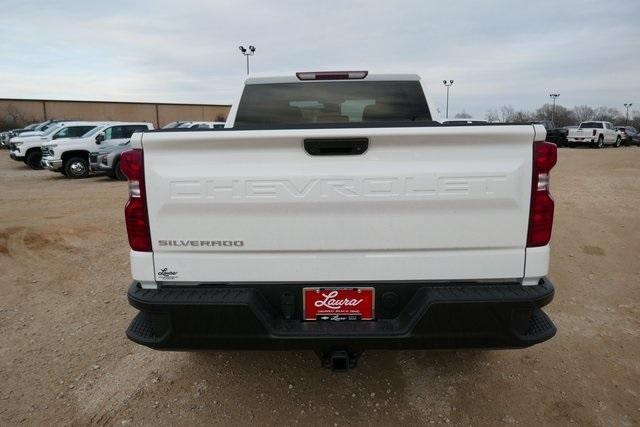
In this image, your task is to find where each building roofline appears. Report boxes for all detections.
[0,98,231,107]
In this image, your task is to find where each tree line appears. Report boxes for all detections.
[455,104,640,128]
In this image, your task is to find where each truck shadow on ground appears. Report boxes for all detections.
[187,347,490,376]
[160,349,499,423]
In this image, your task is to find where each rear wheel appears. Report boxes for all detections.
[596,135,604,149]
[615,136,621,147]
[114,160,127,181]
[64,157,90,179]
[25,150,43,169]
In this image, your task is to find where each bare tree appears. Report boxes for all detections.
[482,104,632,128]
[535,104,575,127]
[500,105,515,122]
[592,106,623,123]
[485,109,499,122]
[454,111,472,119]
[572,105,595,123]
[498,105,533,123]
[0,104,34,132]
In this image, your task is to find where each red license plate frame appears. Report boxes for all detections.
[303,287,375,321]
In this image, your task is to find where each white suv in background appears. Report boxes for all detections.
[41,122,154,178]
[9,122,101,169]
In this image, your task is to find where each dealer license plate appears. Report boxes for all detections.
[303,287,375,321]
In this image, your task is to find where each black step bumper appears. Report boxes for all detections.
[126,278,556,351]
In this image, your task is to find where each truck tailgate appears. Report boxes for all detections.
[142,125,535,283]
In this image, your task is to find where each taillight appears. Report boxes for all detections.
[296,71,368,80]
[592,129,596,136]
[120,149,152,252]
[527,141,557,247]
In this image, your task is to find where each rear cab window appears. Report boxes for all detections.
[579,122,604,129]
[234,81,431,127]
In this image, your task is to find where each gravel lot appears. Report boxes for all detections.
[1,148,639,426]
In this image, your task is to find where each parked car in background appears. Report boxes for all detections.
[440,118,489,125]
[161,121,186,129]
[92,140,134,180]
[42,122,153,178]
[1,122,42,147]
[162,121,226,129]
[0,131,14,148]
[11,120,67,139]
[9,122,100,168]
[616,126,640,146]
[175,121,226,129]
[530,121,568,146]
[566,121,621,148]
[88,123,155,180]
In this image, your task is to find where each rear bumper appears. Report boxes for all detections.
[567,137,595,143]
[126,278,556,351]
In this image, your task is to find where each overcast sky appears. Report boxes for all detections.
[1,0,639,117]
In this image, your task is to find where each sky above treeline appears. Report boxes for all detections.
[1,0,639,118]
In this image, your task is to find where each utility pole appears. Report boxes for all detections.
[442,80,454,118]
[624,103,633,125]
[238,45,256,75]
[549,93,560,124]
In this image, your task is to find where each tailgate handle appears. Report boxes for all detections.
[304,138,368,156]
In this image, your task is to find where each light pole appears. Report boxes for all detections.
[624,103,633,125]
[238,45,256,75]
[549,93,560,124]
[442,80,454,118]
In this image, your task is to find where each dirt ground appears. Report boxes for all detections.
[0,147,639,426]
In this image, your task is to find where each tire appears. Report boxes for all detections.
[25,150,43,169]
[64,157,90,179]
[615,136,621,148]
[114,160,127,181]
[596,135,604,149]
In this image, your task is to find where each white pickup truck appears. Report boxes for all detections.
[566,121,621,148]
[41,122,154,178]
[9,122,100,168]
[122,71,557,370]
